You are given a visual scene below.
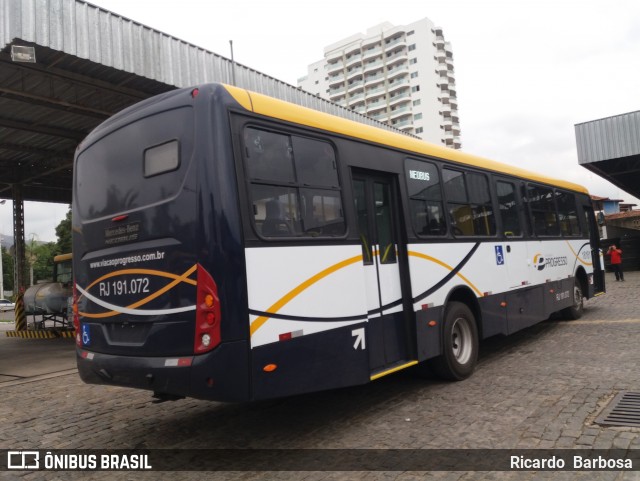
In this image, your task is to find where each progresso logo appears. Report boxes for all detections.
[533,254,568,271]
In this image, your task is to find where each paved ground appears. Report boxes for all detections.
[1,273,639,480]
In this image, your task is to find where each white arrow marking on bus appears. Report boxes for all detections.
[352,328,366,350]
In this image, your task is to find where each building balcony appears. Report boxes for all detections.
[348,95,366,109]
[436,63,448,74]
[392,118,413,128]
[346,54,363,68]
[364,73,385,88]
[329,85,347,97]
[328,74,345,88]
[367,101,387,116]
[389,106,412,120]
[362,47,382,62]
[347,80,365,94]
[388,90,411,107]
[442,118,453,128]
[363,60,384,75]
[385,52,407,68]
[435,36,445,48]
[387,66,409,82]
[371,111,390,121]
[387,79,410,96]
[327,61,343,75]
[346,68,363,82]
[384,36,407,52]
[365,85,387,102]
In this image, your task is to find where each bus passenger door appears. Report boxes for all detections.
[584,206,605,295]
[353,172,409,373]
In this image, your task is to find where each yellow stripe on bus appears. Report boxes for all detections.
[79,264,198,319]
[223,84,589,195]
[565,241,593,266]
[407,251,483,297]
[249,250,483,337]
[249,254,364,336]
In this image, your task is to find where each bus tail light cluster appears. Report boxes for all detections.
[72,280,81,347]
[195,264,221,354]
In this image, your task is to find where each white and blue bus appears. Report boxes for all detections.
[72,84,605,402]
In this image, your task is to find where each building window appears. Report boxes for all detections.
[413,99,421,106]
[414,113,423,120]
[407,30,415,36]
[416,127,423,134]
[408,44,416,51]
[411,86,420,92]
[410,72,419,79]
[410,58,418,65]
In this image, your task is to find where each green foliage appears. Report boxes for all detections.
[55,207,72,254]
[29,242,59,283]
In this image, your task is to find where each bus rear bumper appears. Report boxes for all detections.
[76,340,250,402]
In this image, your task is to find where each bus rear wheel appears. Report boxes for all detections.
[562,280,584,320]
[431,301,478,381]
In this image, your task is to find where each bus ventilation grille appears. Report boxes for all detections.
[595,391,640,428]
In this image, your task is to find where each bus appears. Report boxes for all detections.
[72,83,605,402]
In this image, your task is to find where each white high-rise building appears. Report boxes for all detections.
[298,18,461,149]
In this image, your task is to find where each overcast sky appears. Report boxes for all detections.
[4,0,639,242]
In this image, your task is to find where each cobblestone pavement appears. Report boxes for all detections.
[1,272,640,481]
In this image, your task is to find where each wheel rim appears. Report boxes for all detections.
[574,284,583,310]
[451,317,473,364]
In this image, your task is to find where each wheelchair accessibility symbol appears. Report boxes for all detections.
[495,246,505,266]
[82,324,91,345]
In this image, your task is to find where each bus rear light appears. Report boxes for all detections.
[263,364,278,372]
[72,280,81,347]
[194,264,221,354]
[428,321,437,327]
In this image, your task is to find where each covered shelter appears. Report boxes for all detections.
[575,111,640,200]
[1,0,402,295]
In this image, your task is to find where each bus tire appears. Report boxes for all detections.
[562,279,584,320]
[431,301,478,381]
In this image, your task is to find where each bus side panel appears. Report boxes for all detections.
[189,341,250,402]
[251,324,369,400]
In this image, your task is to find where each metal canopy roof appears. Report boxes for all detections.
[575,111,640,200]
[1,0,406,205]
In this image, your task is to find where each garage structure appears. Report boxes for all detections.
[575,111,640,200]
[1,0,405,298]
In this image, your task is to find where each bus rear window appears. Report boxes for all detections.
[76,107,193,220]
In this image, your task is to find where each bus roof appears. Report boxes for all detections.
[223,84,589,195]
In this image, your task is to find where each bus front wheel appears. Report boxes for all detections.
[431,301,478,381]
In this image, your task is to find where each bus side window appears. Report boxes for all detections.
[496,181,522,237]
[244,127,345,239]
[405,159,446,236]
[527,184,559,236]
[556,191,581,236]
[443,169,496,236]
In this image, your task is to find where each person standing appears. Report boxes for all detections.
[607,244,624,281]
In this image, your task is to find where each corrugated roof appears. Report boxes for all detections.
[0,0,410,203]
[576,111,640,164]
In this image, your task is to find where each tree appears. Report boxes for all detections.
[55,207,72,254]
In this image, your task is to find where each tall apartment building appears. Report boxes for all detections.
[298,18,461,149]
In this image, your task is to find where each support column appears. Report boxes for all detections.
[13,185,26,331]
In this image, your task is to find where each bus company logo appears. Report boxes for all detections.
[533,253,568,271]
